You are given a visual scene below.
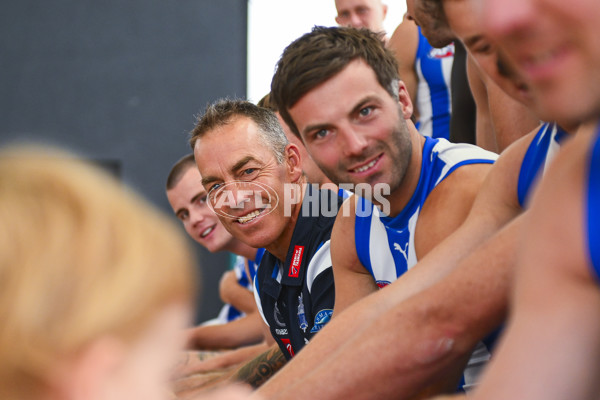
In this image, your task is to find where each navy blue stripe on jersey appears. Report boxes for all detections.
[587,124,600,280]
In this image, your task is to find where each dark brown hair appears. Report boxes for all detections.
[271,26,399,137]
[165,153,195,190]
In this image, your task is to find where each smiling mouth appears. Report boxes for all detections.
[519,45,567,78]
[200,225,215,238]
[525,50,557,68]
[350,154,382,174]
[236,209,265,225]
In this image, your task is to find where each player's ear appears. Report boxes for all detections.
[284,143,303,183]
[397,80,414,120]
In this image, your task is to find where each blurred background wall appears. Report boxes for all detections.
[0,0,248,323]
[0,0,405,323]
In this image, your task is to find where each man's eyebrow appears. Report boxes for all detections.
[463,34,485,49]
[190,190,206,204]
[231,156,258,173]
[301,96,378,136]
[302,122,331,137]
[200,156,258,187]
[350,96,378,115]
[201,175,218,187]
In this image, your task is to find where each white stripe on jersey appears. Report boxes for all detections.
[416,58,434,138]
[306,240,333,295]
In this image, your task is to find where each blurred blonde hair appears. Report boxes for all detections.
[0,146,196,399]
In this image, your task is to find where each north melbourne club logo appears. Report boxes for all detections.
[428,43,455,59]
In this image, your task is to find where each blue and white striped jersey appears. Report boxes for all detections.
[415,27,454,140]
[216,248,265,323]
[518,122,568,207]
[353,137,496,390]
[354,137,497,286]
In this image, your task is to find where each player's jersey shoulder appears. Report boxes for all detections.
[586,124,600,281]
[518,122,569,207]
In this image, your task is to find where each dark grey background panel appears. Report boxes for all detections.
[0,0,248,323]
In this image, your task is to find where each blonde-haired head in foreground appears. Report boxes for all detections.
[0,146,196,400]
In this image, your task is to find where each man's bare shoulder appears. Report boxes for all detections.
[471,123,547,213]
[521,123,596,280]
[387,17,419,64]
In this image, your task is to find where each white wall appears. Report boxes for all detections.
[247,0,407,103]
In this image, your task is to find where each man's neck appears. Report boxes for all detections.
[266,180,306,262]
[226,240,258,261]
[385,128,426,217]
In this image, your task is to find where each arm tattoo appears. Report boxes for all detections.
[233,346,287,388]
[194,350,220,362]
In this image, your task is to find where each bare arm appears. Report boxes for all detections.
[231,344,287,388]
[467,54,539,153]
[467,126,600,400]
[219,270,257,315]
[330,196,380,314]
[186,312,265,350]
[176,344,287,399]
[173,342,271,378]
[415,163,492,258]
[388,17,419,117]
[485,75,539,152]
[262,213,525,400]
[467,55,498,153]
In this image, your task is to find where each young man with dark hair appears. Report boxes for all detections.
[253,26,498,398]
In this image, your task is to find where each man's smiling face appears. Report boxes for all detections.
[194,116,303,252]
[288,59,413,195]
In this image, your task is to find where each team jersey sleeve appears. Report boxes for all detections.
[305,241,335,338]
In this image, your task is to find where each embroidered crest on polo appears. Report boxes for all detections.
[297,293,308,332]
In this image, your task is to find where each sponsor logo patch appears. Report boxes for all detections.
[310,309,333,333]
[428,43,455,59]
[280,338,295,357]
[288,245,304,277]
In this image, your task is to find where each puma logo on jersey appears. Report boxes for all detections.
[393,242,409,261]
